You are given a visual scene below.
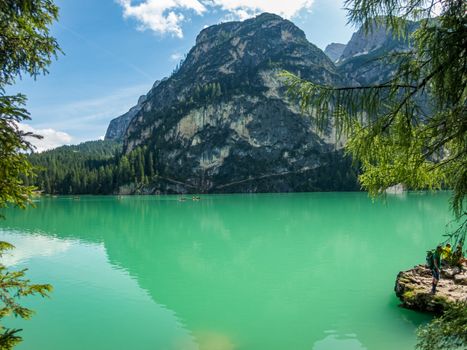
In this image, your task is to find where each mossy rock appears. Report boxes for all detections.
[395,264,467,314]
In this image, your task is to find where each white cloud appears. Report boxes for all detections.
[170,52,184,61]
[209,0,315,21]
[117,0,315,37]
[117,0,207,38]
[0,233,73,267]
[18,123,73,152]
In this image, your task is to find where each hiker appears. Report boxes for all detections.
[430,245,443,294]
[441,243,452,266]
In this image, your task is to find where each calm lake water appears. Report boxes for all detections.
[0,192,455,350]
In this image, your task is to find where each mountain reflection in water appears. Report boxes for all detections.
[0,192,452,350]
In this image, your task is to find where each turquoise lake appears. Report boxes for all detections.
[0,192,455,350]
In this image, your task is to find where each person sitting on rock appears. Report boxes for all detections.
[441,243,452,266]
[431,245,443,294]
[451,244,465,270]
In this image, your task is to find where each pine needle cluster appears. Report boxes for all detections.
[283,0,466,231]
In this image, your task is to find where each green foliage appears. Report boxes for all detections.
[27,141,160,194]
[0,0,61,211]
[26,140,360,194]
[416,302,467,350]
[0,95,38,218]
[0,242,53,350]
[192,82,223,103]
[284,1,466,349]
[0,1,60,347]
[345,114,446,196]
[282,0,466,221]
[0,0,60,86]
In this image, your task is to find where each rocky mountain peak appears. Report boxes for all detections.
[339,18,416,62]
[324,43,346,62]
[106,13,326,142]
[183,12,312,76]
[105,13,352,193]
[340,21,390,61]
[336,18,416,86]
[195,13,290,45]
[104,94,147,141]
[103,14,415,194]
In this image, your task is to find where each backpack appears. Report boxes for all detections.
[426,250,435,269]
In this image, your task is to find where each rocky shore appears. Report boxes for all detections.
[395,263,467,313]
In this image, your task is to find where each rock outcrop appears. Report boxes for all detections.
[324,43,346,62]
[105,94,147,141]
[337,20,417,85]
[385,183,406,194]
[395,263,467,313]
[339,22,391,62]
[105,79,166,140]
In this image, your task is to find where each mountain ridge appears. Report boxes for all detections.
[98,13,412,194]
[324,43,346,62]
[106,15,414,142]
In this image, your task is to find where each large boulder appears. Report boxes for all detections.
[395,263,467,313]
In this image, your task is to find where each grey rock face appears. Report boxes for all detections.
[340,22,390,62]
[120,13,353,193]
[337,20,416,85]
[103,14,416,194]
[104,79,167,141]
[324,43,346,62]
[105,94,147,141]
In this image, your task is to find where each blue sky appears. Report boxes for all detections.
[9,0,356,151]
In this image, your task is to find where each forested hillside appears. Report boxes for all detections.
[27,141,156,194]
[27,140,358,195]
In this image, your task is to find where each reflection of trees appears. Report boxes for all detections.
[1,193,452,350]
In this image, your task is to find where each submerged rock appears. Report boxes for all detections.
[385,183,406,194]
[395,263,467,313]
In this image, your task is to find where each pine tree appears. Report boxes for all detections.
[137,151,145,184]
[0,243,52,349]
[147,151,155,179]
[283,0,466,230]
[283,1,466,349]
[0,0,61,212]
[0,2,60,345]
